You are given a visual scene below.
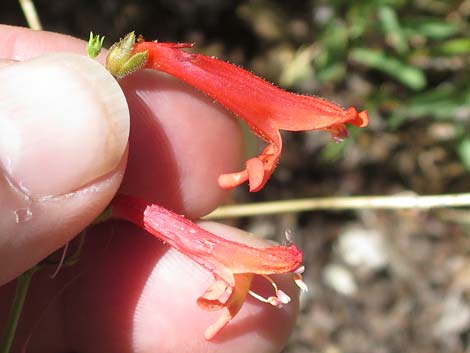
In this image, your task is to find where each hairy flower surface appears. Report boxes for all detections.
[111,194,306,339]
[99,33,369,340]
[132,41,369,191]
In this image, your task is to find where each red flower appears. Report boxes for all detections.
[110,194,307,340]
[132,41,369,191]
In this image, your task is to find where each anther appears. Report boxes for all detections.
[248,275,292,308]
[284,229,294,245]
[293,265,309,292]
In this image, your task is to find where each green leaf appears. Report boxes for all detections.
[378,6,408,53]
[279,45,315,87]
[350,48,426,90]
[435,38,470,56]
[388,84,470,127]
[403,18,460,39]
[322,20,349,54]
[317,62,346,83]
[457,137,470,171]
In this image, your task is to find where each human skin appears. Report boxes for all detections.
[0,25,298,353]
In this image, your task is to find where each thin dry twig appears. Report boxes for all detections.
[205,193,470,219]
[18,0,42,30]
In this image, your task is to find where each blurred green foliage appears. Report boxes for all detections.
[243,0,469,169]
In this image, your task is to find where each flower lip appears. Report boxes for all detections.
[110,194,306,340]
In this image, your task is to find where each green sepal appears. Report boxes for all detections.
[105,32,148,79]
[87,32,105,59]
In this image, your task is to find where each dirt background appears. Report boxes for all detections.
[1,1,469,353]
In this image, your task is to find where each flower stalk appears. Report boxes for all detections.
[1,267,37,353]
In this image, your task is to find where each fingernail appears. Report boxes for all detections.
[0,53,129,197]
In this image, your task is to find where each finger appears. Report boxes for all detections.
[0,53,129,285]
[1,25,245,218]
[63,222,298,353]
[0,59,16,68]
[118,70,243,217]
[0,24,96,59]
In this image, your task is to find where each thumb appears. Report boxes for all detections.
[0,53,129,285]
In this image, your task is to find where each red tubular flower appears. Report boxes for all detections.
[132,41,369,192]
[110,194,307,340]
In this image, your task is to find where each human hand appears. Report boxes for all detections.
[0,25,298,353]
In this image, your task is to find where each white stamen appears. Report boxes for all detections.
[294,265,305,274]
[248,274,291,308]
[294,273,309,292]
[277,290,291,304]
[267,296,283,307]
[249,290,270,303]
[284,229,294,245]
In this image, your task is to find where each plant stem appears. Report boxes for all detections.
[1,267,37,353]
[204,192,470,219]
[18,0,42,30]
